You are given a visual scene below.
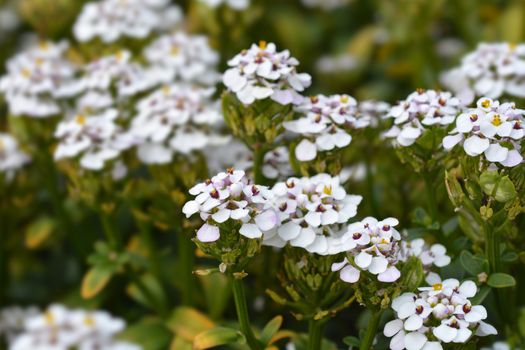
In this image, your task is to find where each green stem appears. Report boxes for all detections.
[307,319,325,350]
[138,220,161,281]
[231,276,263,350]
[101,211,119,249]
[365,155,379,217]
[484,222,501,273]
[360,310,383,350]
[178,230,195,305]
[422,172,438,224]
[252,145,266,185]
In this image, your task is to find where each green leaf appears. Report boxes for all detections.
[167,307,215,341]
[487,273,516,288]
[193,327,246,349]
[126,273,168,312]
[459,251,486,276]
[25,216,56,249]
[470,286,491,305]
[197,268,231,319]
[479,171,517,203]
[81,265,113,299]
[343,336,361,347]
[118,318,172,350]
[260,315,283,345]
[495,176,517,202]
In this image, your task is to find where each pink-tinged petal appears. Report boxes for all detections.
[331,258,348,272]
[463,135,490,156]
[231,208,249,220]
[239,223,262,239]
[390,330,406,350]
[254,210,278,231]
[339,265,360,283]
[421,342,443,350]
[182,200,199,218]
[278,222,301,240]
[433,325,457,343]
[485,143,509,162]
[290,227,316,248]
[475,321,497,336]
[368,256,389,274]
[197,224,220,242]
[397,301,416,319]
[453,328,472,343]
[378,266,401,282]
[271,89,294,105]
[405,332,427,350]
[295,139,317,161]
[384,319,403,337]
[443,134,463,150]
[212,209,230,223]
[223,69,247,92]
[304,211,322,227]
[306,235,328,254]
[355,251,373,269]
[501,149,523,167]
[404,314,423,331]
[458,280,477,298]
[252,86,274,99]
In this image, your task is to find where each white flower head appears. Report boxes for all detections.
[73,0,182,43]
[331,217,402,283]
[285,94,363,161]
[384,279,497,350]
[199,0,250,11]
[143,32,220,86]
[54,109,133,170]
[264,173,362,255]
[0,40,80,118]
[443,97,524,167]
[0,306,39,344]
[223,41,311,105]
[182,169,278,242]
[441,43,525,104]
[0,133,31,181]
[130,84,229,165]
[262,146,294,180]
[383,89,463,147]
[10,304,141,350]
[358,100,391,128]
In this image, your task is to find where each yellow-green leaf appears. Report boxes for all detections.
[81,266,113,299]
[193,327,245,349]
[25,216,55,249]
[167,307,215,341]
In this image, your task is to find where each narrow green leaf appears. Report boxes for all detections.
[260,315,283,345]
[193,327,246,349]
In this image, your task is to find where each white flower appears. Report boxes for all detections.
[264,173,362,255]
[54,109,133,170]
[358,100,390,128]
[199,0,250,10]
[0,133,30,181]
[182,169,278,242]
[399,238,451,283]
[0,306,39,344]
[143,32,220,86]
[0,40,80,118]
[223,41,311,105]
[262,146,294,180]
[73,0,182,43]
[443,97,524,167]
[332,217,402,283]
[10,304,141,350]
[384,279,497,350]
[285,94,364,161]
[130,84,228,164]
[383,89,463,146]
[441,43,525,104]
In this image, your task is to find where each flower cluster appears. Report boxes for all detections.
[263,174,362,255]
[129,84,228,164]
[285,94,366,161]
[73,0,182,43]
[358,100,390,128]
[143,32,220,86]
[0,40,79,118]
[199,0,250,10]
[0,133,30,180]
[383,89,462,146]
[182,169,277,242]
[262,146,294,180]
[443,97,524,167]
[223,41,311,105]
[54,109,133,170]
[384,279,497,350]
[331,217,402,283]
[441,43,525,104]
[9,304,140,350]
[399,238,451,284]
[0,306,39,344]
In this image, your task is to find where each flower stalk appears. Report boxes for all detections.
[307,319,325,350]
[231,275,263,350]
[360,310,383,350]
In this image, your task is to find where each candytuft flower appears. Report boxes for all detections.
[399,238,451,284]
[384,279,497,350]
[331,217,402,283]
[285,94,365,161]
[441,43,525,104]
[143,32,220,86]
[442,97,524,167]
[263,173,362,255]
[383,89,462,146]
[182,169,277,242]
[54,109,133,170]
[129,84,228,164]
[73,0,182,43]
[223,41,311,105]
[0,133,31,181]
